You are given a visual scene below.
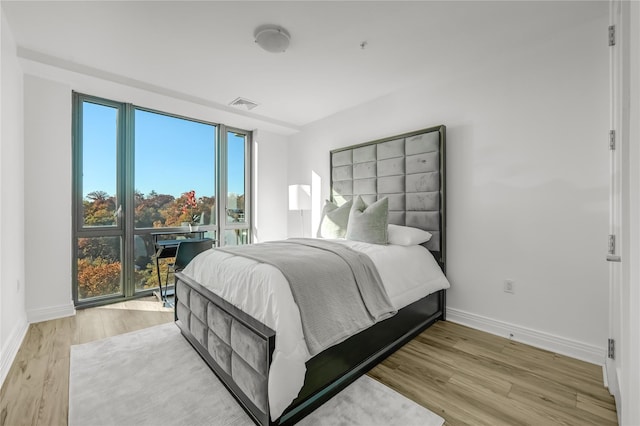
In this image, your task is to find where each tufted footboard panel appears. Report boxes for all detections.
[174,272,276,425]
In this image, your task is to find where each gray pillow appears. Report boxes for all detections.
[317,199,353,238]
[346,196,389,244]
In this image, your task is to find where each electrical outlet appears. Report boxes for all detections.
[504,279,515,294]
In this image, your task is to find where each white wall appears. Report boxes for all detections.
[0,11,27,385]
[253,129,288,243]
[288,14,609,363]
[23,75,74,321]
[20,66,290,322]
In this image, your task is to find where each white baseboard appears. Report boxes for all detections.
[603,359,620,397]
[1,302,75,387]
[447,308,606,366]
[27,301,76,324]
[0,318,29,387]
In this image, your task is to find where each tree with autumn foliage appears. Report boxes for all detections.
[134,190,176,228]
[77,257,121,298]
[78,189,218,298]
[83,191,117,226]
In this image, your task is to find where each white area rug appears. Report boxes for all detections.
[69,323,444,426]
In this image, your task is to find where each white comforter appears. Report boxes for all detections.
[181,239,450,420]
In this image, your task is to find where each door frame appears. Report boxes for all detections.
[608,2,640,424]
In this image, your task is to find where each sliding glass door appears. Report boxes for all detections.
[73,93,251,307]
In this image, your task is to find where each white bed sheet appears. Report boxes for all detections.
[181,240,450,420]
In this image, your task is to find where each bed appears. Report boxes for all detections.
[174,124,447,426]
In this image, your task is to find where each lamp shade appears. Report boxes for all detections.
[289,184,311,210]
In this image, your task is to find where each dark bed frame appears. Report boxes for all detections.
[174,125,447,425]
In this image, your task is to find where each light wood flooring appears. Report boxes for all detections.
[370,322,617,425]
[1,300,617,426]
[0,297,174,426]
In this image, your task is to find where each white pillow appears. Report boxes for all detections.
[387,224,432,246]
[317,199,352,239]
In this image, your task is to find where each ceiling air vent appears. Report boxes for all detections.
[229,97,259,111]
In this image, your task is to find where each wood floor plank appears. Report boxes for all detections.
[452,337,611,402]
[502,343,601,383]
[73,308,106,345]
[440,338,581,408]
[429,321,508,351]
[371,362,495,426]
[501,345,612,401]
[16,324,49,361]
[0,354,48,426]
[35,356,69,426]
[445,372,564,425]
[508,384,616,426]
[386,341,456,382]
[98,307,135,338]
[372,321,617,426]
[576,392,618,423]
[1,300,616,426]
[400,339,514,397]
[553,352,604,377]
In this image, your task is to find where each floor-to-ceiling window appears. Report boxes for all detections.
[222,129,251,246]
[132,108,217,293]
[72,93,251,307]
[74,98,124,302]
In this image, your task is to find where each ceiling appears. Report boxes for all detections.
[2,1,606,131]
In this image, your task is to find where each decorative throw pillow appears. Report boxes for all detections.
[387,224,432,246]
[346,196,389,244]
[317,199,353,239]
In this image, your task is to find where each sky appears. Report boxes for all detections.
[82,102,246,201]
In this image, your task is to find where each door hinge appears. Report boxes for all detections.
[608,234,616,255]
[607,234,622,261]
[610,130,616,150]
[609,25,616,46]
[608,338,615,359]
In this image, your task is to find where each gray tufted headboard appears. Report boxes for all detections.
[330,125,446,271]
